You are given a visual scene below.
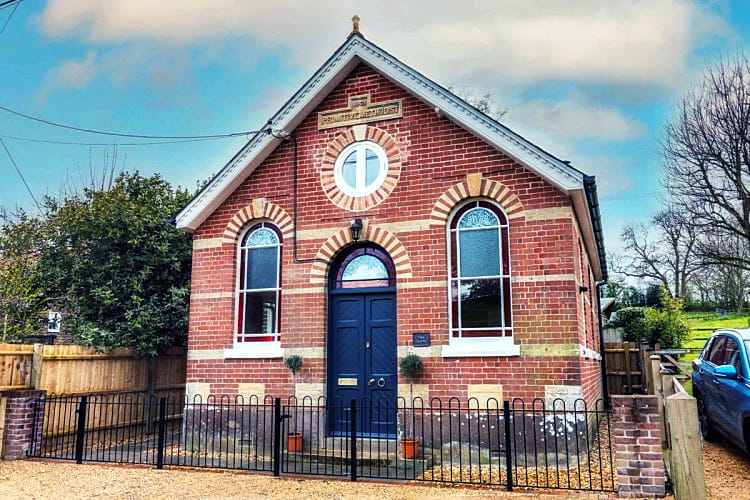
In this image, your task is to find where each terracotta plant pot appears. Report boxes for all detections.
[287,432,303,452]
[401,438,419,459]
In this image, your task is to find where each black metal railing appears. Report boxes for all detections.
[28,393,615,492]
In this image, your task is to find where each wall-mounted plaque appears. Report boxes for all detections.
[318,94,403,130]
[412,332,431,347]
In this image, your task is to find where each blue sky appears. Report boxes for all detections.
[0,1,748,255]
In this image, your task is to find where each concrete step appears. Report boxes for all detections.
[324,436,399,455]
[284,446,433,467]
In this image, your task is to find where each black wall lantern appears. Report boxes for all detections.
[350,218,363,242]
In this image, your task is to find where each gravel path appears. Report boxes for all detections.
[0,460,611,499]
[703,440,750,500]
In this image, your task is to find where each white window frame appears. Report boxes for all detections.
[442,200,519,357]
[333,141,389,198]
[225,222,284,359]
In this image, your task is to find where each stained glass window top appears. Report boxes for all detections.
[245,228,279,247]
[342,254,388,281]
[458,208,499,229]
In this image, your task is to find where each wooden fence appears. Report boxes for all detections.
[603,341,644,394]
[0,344,186,396]
[648,355,706,500]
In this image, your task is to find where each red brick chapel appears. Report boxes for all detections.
[175,21,607,411]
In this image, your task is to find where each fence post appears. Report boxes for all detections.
[350,399,357,482]
[503,400,513,491]
[0,397,6,458]
[156,397,167,469]
[273,397,282,477]
[661,373,675,446]
[31,344,44,390]
[639,340,651,393]
[666,393,706,500]
[650,354,668,448]
[623,341,633,394]
[74,395,88,464]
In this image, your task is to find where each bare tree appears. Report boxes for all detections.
[450,86,508,121]
[58,146,126,199]
[617,208,701,298]
[691,262,750,313]
[662,53,750,270]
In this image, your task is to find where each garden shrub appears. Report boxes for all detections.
[605,287,690,349]
[607,307,651,342]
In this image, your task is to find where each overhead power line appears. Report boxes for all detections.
[0,0,22,10]
[0,104,261,140]
[0,137,41,211]
[0,0,20,36]
[0,132,248,147]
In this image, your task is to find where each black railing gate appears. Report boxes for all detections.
[28,394,615,492]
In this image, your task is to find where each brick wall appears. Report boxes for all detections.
[1,390,45,460]
[611,395,666,497]
[186,63,603,405]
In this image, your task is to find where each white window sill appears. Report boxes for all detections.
[441,343,521,358]
[224,343,284,359]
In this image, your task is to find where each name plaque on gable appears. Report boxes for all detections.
[412,332,431,347]
[318,94,403,130]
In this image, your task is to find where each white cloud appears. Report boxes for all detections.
[36,50,97,102]
[38,0,724,88]
[508,98,643,140]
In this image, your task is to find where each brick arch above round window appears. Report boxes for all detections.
[221,198,293,245]
[320,125,402,212]
[429,174,525,226]
[308,223,412,284]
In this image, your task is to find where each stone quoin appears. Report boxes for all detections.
[175,20,607,416]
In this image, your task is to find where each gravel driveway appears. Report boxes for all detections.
[703,440,750,500]
[0,460,611,499]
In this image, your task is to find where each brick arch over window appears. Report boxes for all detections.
[309,224,413,284]
[221,199,293,244]
[320,125,402,211]
[429,174,525,226]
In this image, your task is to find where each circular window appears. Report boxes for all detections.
[333,141,388,198]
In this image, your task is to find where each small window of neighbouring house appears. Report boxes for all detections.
[236,222,282,344]
[333,141,388,197]
[448,200,511,341]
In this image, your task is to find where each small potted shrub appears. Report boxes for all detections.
[399,353,424,459]
[284,354,304,452]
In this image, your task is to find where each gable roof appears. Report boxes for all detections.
[175,32,606,280]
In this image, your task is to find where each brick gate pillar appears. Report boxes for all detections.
[611,395,666,497]
[1,390,46,460]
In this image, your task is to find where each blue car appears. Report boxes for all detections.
[692,328,750,452]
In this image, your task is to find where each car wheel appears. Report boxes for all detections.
[697,394,719,441]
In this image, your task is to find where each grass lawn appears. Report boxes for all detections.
[674,312,750,395]
[685,312,750,330]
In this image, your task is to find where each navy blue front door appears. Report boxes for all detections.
[328,291,397,436]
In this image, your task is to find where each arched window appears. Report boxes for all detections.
[332,246,395,289]
[448,200,512,346]
[236,222,282,344]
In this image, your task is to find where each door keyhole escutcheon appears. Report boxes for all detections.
[366,341,370,348]
[377,377,386,387]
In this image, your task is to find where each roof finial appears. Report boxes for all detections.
[351,15,361,35]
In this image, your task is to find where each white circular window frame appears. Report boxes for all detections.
[333,141,389,198]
